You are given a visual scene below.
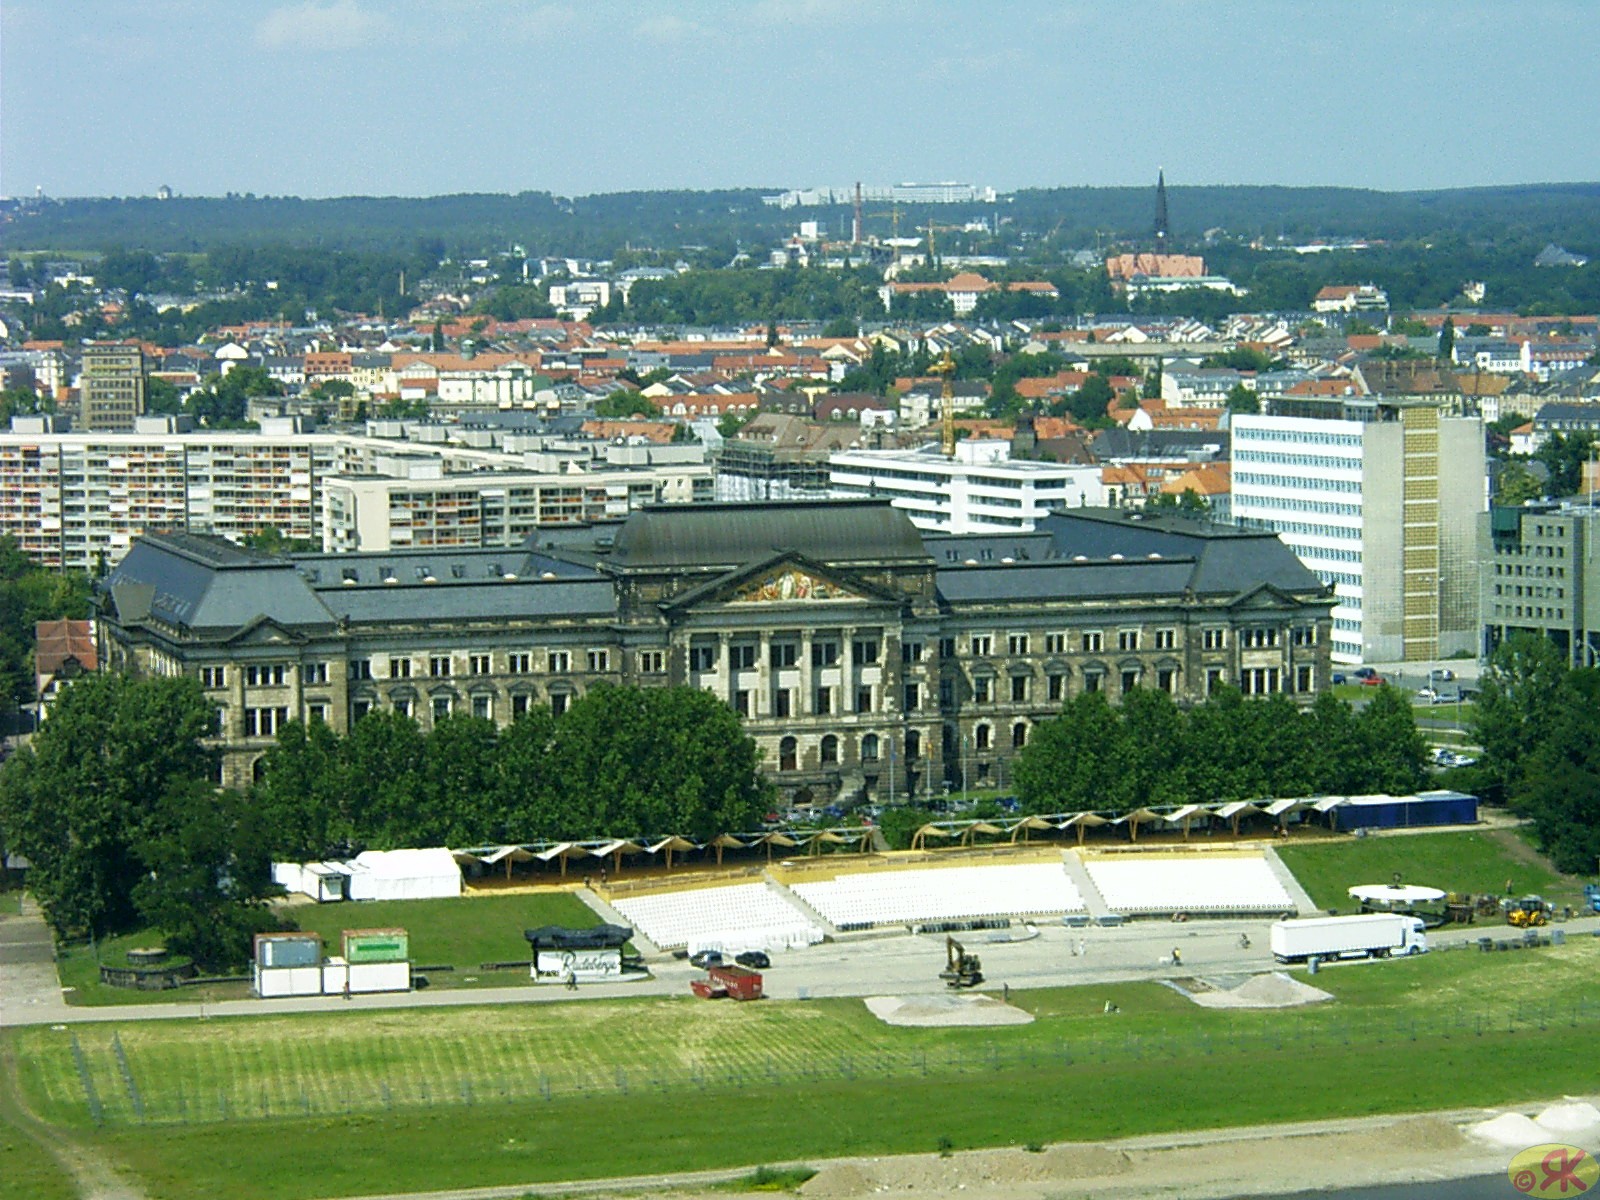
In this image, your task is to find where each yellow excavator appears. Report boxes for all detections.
[940,936,983,988]
[1506,896,1551,928]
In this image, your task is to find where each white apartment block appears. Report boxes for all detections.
[828,441,1104,533]
[1232,407,1486,664]
[322,461,714,552]
[0,417,713,570]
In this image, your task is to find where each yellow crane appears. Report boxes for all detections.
[867,205,905,239]
[922,220,965,264]
[929,352,958,458]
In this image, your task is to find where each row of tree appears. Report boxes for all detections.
[0,677,773,965]
[1012,686,1428,814]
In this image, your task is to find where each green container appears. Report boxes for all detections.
[343,929,408,964]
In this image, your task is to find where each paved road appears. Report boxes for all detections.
[4,899,1595,1027]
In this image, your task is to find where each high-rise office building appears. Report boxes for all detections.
[1232,401,1486,664]
[78,342,146,432]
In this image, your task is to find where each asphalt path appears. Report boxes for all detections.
[5,904,1596,1027]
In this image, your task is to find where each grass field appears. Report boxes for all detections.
[55,891,599,1007]
[9,939,1599,1199]
[1277,828,1576,912]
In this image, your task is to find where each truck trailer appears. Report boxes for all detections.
[1270,914,1428,964]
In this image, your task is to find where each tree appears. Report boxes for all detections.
[1514,669,1600,873]
[144,376,182,415]
[1013,692,1127,812]
[1437,315,1456,361]
[415,714,500,847]
[1535,431,1596,497]
[1224,382,1260,414]
[1352,685,1427,794]
[1494,461,1544,506]
[593,391,661,419]
[1473,632,1571,801]
[251,718,351,859]
[341,709,427,848]
[0,674,219,938]
[132,779,277,969]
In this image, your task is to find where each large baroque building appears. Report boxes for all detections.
[96,501,1334,800]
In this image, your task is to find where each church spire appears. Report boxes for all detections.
[1154,169,1169,248]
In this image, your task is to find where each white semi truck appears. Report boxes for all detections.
[1269,913,1428,964]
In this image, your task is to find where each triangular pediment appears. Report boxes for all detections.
[664,551,900,612]
[1228,582,1299,611]
[222,614,310,647]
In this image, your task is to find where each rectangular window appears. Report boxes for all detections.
[1117,630,1139,652]
[1081,632,1103,653]
[729,643,758,670]
[1007,634,1029,655]
[770,641,798,669]
[1084,672,1103,693]
[773,688,792,718]
[245,664,287,687]
[689,642,717,671]
[429,656,452,678]
[432,695,451,721]
[814,686,832,715]
[733,689,750,717]
[1291,626,1317,647]
[1297,664,1313,692]
[511,694,530,718]
[638,650,665,674]
[1206,668,1224,695]
[856,685,873,713]
[389,657,412,680]
[1202,629,1226,651]
[306,702,328,724]
[974,677,992,704]
[1121,669,1139,693]
[547,650,570,673]
[200,665,227,689]
[1154,629,1176,651]
[902,641,924,663]
[508,652,532,674]
[587,649,610,673]
[970,635,993,657]
[303,662,329,685]
[1048,673,1065,702]
[550,693,568,716]
[939,637,956,659]
[351,698,371,721]
[1010,675,1028,703]
[1157,667,1176,693]
[852,638,880,664]
[472,694,492,720]
[349,659,372,681]
[1044,633,1066,654]
[811,640,839,667]
[469,654,492,676]
[903,683,921,711]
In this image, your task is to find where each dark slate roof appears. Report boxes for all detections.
[106,534,337,631]
[937,558,1200,603]
[1089,428,1230,462]
[603,500,931,569]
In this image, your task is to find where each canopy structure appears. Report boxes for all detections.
[1063,812,1110,845]
[708,833,747,865]
[910,822,959,852]
[647,835,698,869]
[1116,807,1164,843]
[344,848,462,901]
[1349,883,1447,908]
[524,924,633,951]
[1009,816,1055,844]
[1213,801,1266,836]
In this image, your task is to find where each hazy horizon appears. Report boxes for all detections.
[5,1,1599,201]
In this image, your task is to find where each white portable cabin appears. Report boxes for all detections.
[271,861,349,902]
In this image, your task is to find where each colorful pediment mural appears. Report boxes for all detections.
[731,567,861,604]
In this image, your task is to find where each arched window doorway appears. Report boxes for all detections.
[779,736,798,771]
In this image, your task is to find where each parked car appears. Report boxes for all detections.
[1353,666,1379,680]
[1417,687,1442,703]
[1332,672,1348,685]
[734,950,770,969]
[689,949,723,969]
[1429,668,1457,682]
[1361,674,1386,686]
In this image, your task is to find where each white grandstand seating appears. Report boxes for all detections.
[1084,854,1292,914]
[791,862,1084,929]
[612,883,824,953]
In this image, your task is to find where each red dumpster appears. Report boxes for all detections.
[709,964,763,1001]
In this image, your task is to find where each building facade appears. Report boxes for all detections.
[97,502,1334,799]
[78,342,146,432]
[1232,403,1486,663]
[828,441,1104,532]
[1480,500,1600,666]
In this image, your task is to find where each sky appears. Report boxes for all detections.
[4,0,1599,200]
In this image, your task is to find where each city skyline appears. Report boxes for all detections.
[4,0,1600,201]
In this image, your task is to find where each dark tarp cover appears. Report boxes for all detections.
[524,924,632,950]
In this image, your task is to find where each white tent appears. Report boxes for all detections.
[344,848,462,901]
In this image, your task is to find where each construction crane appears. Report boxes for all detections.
[922,220,964,266]
[930,352,958,458]
[867,205,905,239]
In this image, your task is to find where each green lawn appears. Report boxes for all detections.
[10,939,1599,1199]
[1277,829,1573,913]
[0,1126,76,1200]
[55,891,599,1006]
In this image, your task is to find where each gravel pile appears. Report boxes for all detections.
[1467,1111,1548,1148]
[1535,1100,1600,1138]
[1187,971,1333,1009]
[865,993,1034,1027]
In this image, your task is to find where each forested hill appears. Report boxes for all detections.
[5,182,1600,257]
